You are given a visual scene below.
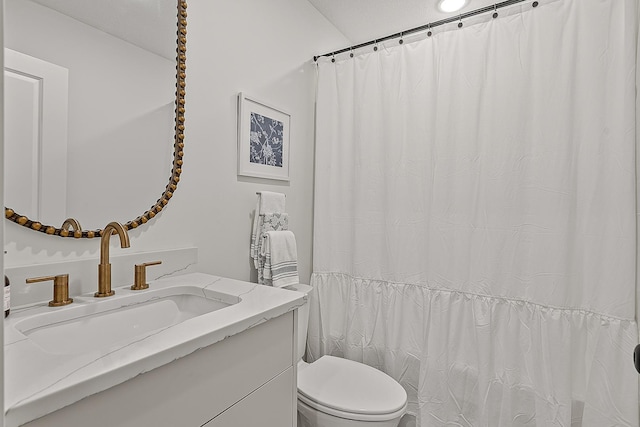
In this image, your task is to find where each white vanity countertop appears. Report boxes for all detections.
[4,272,307,427]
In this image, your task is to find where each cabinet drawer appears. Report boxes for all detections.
[203,366,294,427]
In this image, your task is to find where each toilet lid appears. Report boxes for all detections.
[297,356,407,417]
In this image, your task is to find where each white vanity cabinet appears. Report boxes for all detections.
[20,311,297,427]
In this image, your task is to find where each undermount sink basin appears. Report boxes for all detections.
[14,285,238,355]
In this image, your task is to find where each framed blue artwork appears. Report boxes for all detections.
[237,93,290,181]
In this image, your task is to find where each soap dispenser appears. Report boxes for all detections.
[4,275,10,317]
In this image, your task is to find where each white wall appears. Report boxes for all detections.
[4,1,348,292]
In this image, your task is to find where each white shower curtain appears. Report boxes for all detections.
[310,0,640,426]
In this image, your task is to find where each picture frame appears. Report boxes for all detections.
[237,93,290,181]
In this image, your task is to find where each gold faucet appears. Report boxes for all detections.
[26,274,73,307]
[61,218,83,238]
[61,218,82,232]
[96,222,130,298]
[131,261,162,290]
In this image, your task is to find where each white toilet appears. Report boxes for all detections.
[287,284,407,427]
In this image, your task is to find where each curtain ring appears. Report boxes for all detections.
[349,47,354,58]
[532,1,539,7]
[427,24,432,37]
[331,53,336,63]
[458,15,463,28]
[399,32,404,45]
[493,4,498,18]
[374,40,378,51]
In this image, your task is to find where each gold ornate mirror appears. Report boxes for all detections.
[4,0,187,238]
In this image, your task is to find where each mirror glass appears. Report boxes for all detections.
[4,0,178,231]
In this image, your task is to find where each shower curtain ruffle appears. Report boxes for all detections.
[308,272,639,426]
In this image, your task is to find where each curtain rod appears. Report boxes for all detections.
[313,0,538,61]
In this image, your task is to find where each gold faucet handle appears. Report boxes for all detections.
[26,274,73,307]
[131,261,162,291]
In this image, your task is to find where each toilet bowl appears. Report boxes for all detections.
[286,284,407,427]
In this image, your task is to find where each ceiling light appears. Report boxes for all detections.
[437,0,468,13]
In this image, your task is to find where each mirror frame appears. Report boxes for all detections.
[4,1,187,239]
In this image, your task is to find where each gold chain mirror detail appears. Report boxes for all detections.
[4,1,188,239]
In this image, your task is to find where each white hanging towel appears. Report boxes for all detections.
[250,191,286,268]
[257,213,289,285]
[261,230,299,288]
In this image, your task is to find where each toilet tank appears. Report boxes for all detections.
[284,283,312,361]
